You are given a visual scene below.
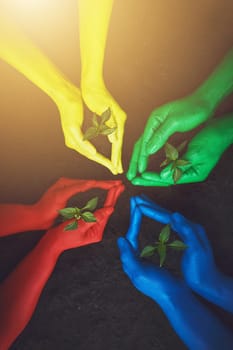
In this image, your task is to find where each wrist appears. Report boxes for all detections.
[81,72,105,92]
[53,82,82,107]
[191,88,217,118]
[193,49,233,114]
[207,113,233,148]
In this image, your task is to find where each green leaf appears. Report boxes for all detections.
[92,113,99,128]
[175,159,190,166]
[99,124,109,131]
[64,220,78,231]
[171,160,177,170]
[173,167,183,183]
[81,197,98,212]
[158,244,166,267]
[83,126,98,141]
[73,207,81,218]
[81,211,97,222]
[100,127,116,136]
[159,224,170,243]
[140,245,157,257]
[168,240,188,250]
[160,158,172,168]
[177,140,187,153]
[165,143,178,161]
[100,107,111,124]
[58,207,77,219]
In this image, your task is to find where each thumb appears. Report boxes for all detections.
[118,237,141,278]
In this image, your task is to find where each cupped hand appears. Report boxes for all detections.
[35,177,124,230]
[81,81,127,174]
[50,206,114,252]
[47,180,124,251]
[127,93,212,180]
[170,212,216,289]
[118,196,185,302]
[58,87,118,174]
[118,196,233,350]
[132,116,231,186]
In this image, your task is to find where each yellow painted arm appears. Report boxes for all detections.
[78,0,114,85]
[0,13,117,173]
[78,0,126,173]
[0,14,73,104]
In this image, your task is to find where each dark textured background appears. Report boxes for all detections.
[0,1,233,349]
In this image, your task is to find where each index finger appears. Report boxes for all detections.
[138,112,163,173]
[170,212,209,248]
[125,197,142,251]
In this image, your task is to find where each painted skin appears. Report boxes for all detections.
[118,196,233,349]
[0,178,124,350]
[0,0,126,174]
[127,48,233,185]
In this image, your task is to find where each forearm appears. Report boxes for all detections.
[194,48,233,113]
[0,14,77,105]
[0,231,61,349]
[191,268,233,314]
[0,204,41,237]
[78,0,114,86]
[156,286,233,350]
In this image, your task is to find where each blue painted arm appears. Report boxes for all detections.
[170,212,233,313]
[118,196,233,350]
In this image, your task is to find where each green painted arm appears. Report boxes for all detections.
[127,48,233,179]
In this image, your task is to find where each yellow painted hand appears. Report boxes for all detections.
[57,86,118,174]
[81,82,126,174]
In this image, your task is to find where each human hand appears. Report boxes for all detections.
[118,196,233,350]
[117,196,185,303]
[46,180,124,251]
[170,212,233,312]
[58,87,118,174]
[35,177,124,230]
[131,115,232,186]
[127,93,213,180]
[81,81,127,174]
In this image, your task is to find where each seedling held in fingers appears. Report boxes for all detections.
[140,224,187,267]
[83,108,116,141]
[58,197,98,231]
[160,141,190,183]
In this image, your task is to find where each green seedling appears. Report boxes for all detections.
[83,107,116,141]
[140,224,187,267]
[160,141,190,183]
[58,197,98,231]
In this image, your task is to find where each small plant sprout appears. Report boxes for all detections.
[83,108,116,141]
[58,197,98,231]
[140,224,187,267]
[160,141,190,183]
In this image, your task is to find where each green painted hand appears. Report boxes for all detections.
[127,93,213,179]
[131,113,233,186]
[127,48,233,181]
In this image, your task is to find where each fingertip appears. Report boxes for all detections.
[117,236,126,251]
[171,212,184,223]
[105,206,114,216]
[138,157,147,174]
[131,178,143,186]
[126,170,133,181]
[130,196,137,204]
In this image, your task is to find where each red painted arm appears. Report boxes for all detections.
[0,177,123,236]
[0,179,124,349]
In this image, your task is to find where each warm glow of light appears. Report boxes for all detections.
[2,0,58,18]
[10,0,49,11]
